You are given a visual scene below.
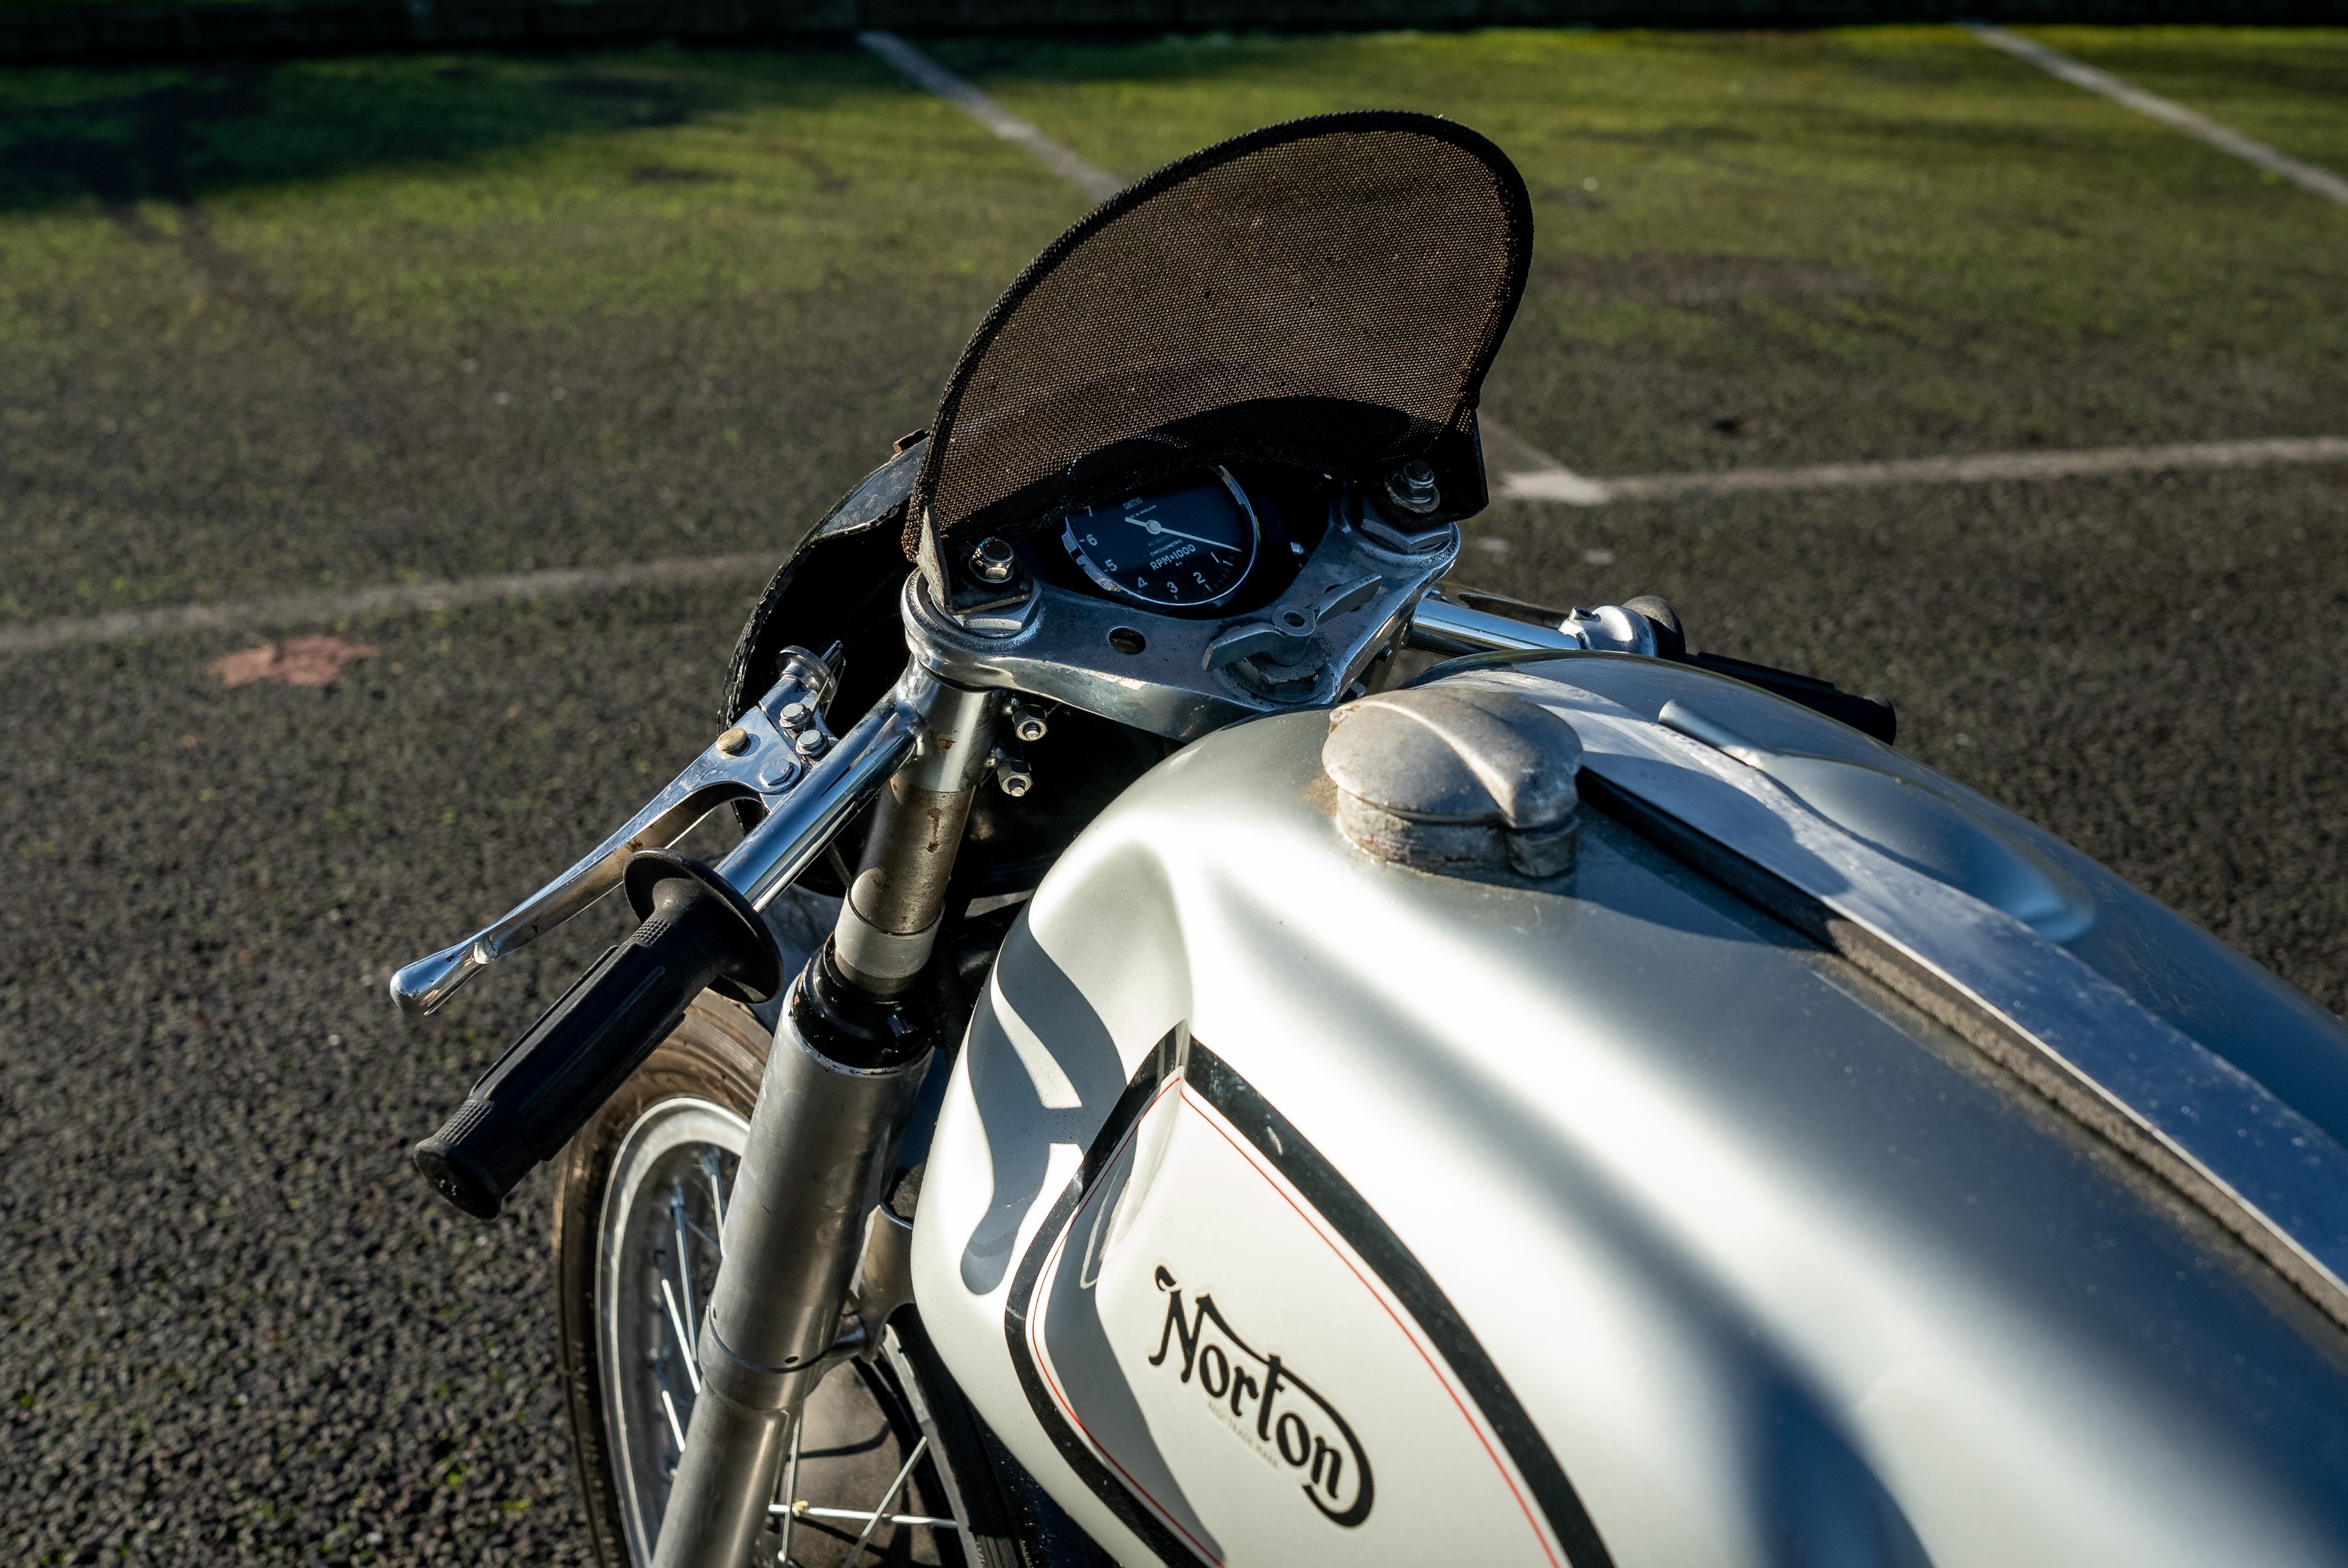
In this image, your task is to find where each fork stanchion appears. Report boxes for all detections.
[654,680,1003,1568]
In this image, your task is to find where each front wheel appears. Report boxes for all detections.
[552,996,1073,1568]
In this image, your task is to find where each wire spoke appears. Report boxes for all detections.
[658,1275,702,1394]
[701,1147,728,1238]
[680,1210,724,1255]
[774,1504,960,1530]
[668,1184,698,1341]
[844,1435,927,1566]
[776,1419,803,1566]
[626,1138,962,1567]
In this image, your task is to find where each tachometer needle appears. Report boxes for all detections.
[1126,516,1233,553]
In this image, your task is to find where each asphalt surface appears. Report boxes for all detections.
[3,31,2346,1568]
[4,590,740,1563]
[6,462,2342,1566]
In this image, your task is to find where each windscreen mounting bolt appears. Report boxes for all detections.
[969,537,1016,584]
[1383,459,1441,517]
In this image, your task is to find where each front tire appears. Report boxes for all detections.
[552,996,1064,1568]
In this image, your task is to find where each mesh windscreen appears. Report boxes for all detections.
[909,112,1532,559]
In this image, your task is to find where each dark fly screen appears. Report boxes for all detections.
[908,112,1533,562]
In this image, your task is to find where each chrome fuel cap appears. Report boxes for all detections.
[1323,681,1583,877]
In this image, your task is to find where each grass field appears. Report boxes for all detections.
[936,27,2348,473]
[0,27,2343,1566]
[0,45,1090,622]
[2026,25,2348,170]
[2,28,2342,624]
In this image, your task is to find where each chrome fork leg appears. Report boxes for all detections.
[652,1024,928,1568]
[652,680,1000,1568]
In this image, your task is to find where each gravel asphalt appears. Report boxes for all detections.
[2,30,2343,1568]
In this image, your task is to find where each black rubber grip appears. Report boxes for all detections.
[412,853,781,1220]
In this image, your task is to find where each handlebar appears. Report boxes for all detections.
[405,667,929,1220]
[389,648,839,1018]
[405,588,1891,1220]
[412,854,780,1219]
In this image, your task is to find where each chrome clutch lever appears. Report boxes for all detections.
[391,647,844,1016]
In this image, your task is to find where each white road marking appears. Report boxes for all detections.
[854,41,2348,512]
[18,427,2330,655]
[16,42,2340,656]
[859,31,1125,203]
[1478,417,1613,505]
[1490,426,2348,506]
[0,553,772,656]
[1964,23,2348,208]
[13,423,2329,657]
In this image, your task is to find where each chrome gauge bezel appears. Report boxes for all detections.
[906,487,1461,745]
[1060,466,1262,611]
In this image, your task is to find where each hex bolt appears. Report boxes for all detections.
[778,702,812,729]
[1383,459,1441,516]
[969,538,1016,585]
[991,747,1035,797]
[794,730,828,758]
[716,727,752,756]
[1012,713,1048,744]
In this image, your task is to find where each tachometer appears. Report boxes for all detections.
[1061,468,1260,610]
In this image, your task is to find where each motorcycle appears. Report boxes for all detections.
[390,113,2348,1568]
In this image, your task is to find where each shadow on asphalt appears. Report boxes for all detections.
[0,45,874,214]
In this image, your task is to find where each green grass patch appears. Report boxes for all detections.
[935,27,2348,475]
[2018,27,2348,175]
[0,45,1087,621]
[1,27,2340,622]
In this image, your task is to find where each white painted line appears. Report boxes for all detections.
[1965,23,2348,209]
[0,553,773,656]
[1478,417,1612,505]
[1493,433,2348,506]
[27,39,2332,660]
[848,45,2347,505]
[859,31,1125,203]
[13,430,2342,653]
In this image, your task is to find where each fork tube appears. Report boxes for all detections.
[653,680,1001,1568]
[830,678,999,995]
[651,1035,927,1568]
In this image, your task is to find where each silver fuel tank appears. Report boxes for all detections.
[910,649,2348,1568]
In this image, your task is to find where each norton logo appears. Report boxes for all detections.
[1147,1266,1374,1527]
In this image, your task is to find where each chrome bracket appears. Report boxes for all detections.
[806,1203,918,1376]
[906,503,1456,742]
[389,649,841,1016]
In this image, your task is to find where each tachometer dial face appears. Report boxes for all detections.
[1061,468,1260,610]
